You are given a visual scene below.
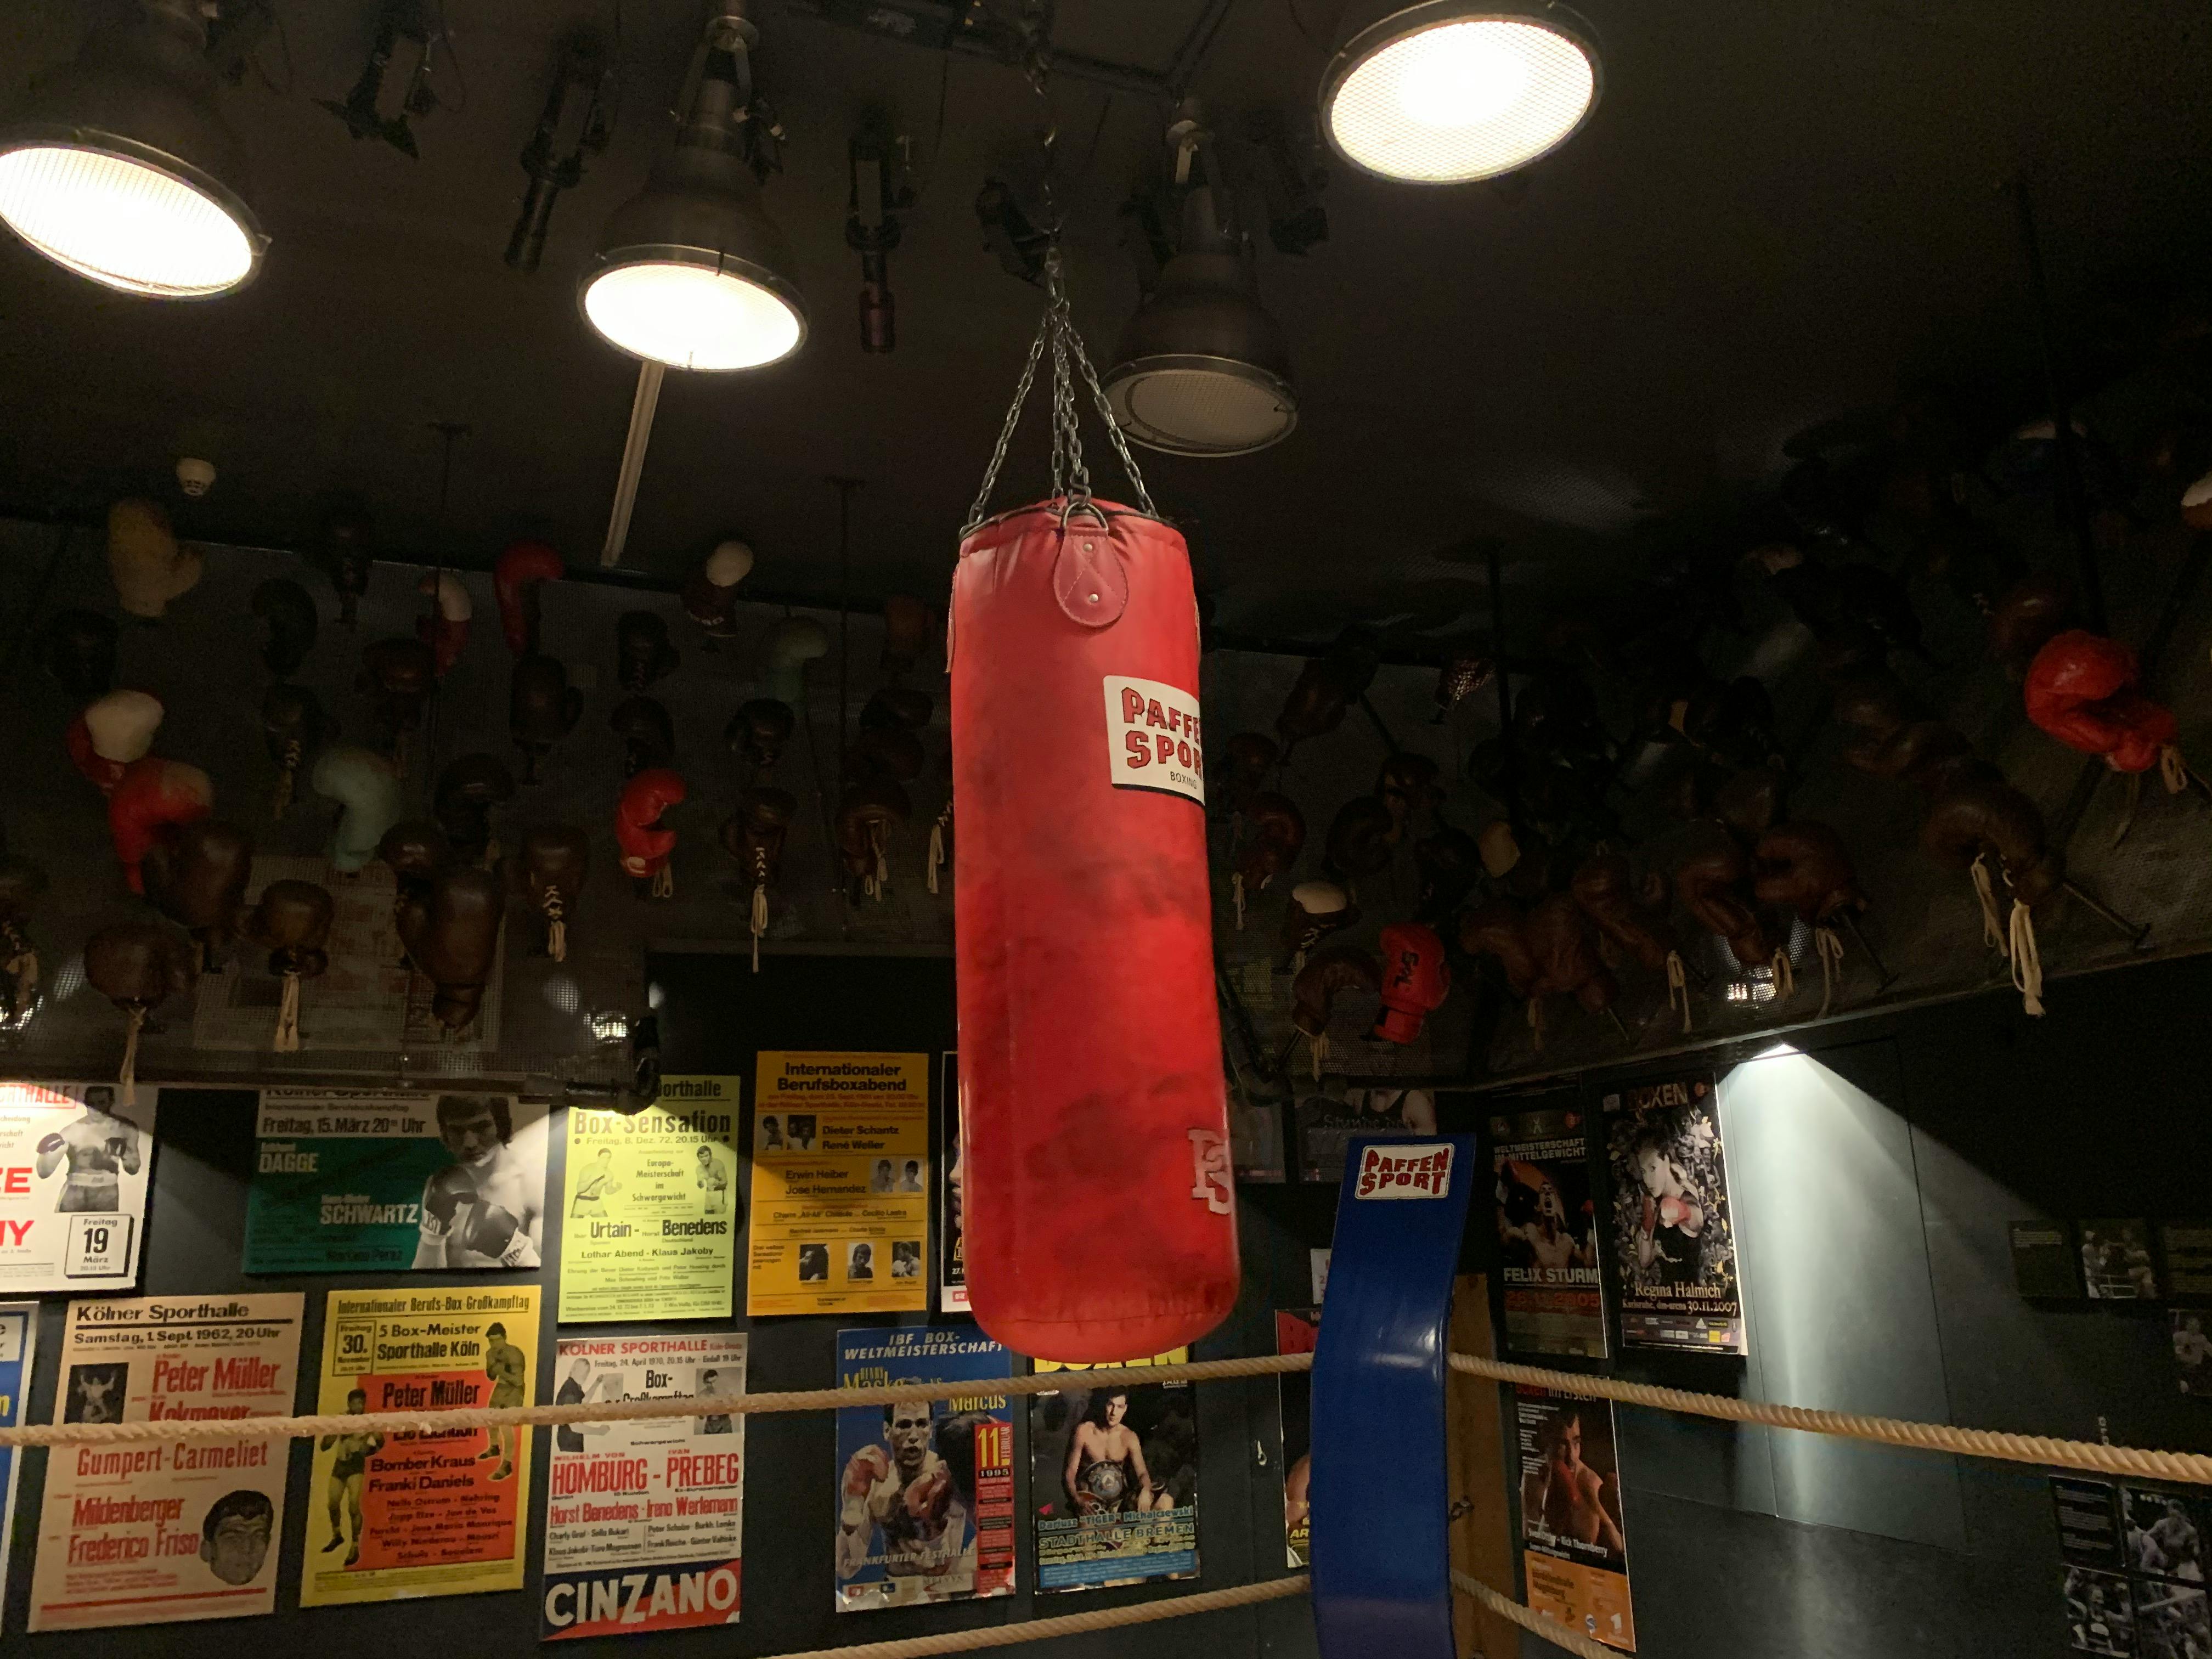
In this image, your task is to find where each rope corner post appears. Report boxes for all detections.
[1310,1133,1478,1659]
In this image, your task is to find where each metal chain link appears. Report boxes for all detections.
[961,241,1160,533]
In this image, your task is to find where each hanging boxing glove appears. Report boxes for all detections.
[1278,878,1356,973]
[1569,851,1675,973]
[261,684,329,818]
[616,611,680,691]
[38,610,117,697]
[83,920,197,1102]
[951,497,1236,1360]
[1274,656,1361,751]
[251,578,320,678]
[610,697,677,778]
[510,655,583,785]
[0,856,47,1028]
[1457,900,1539,999]
[107,498,202,619]
[376,821,453,928]
[1290,945,1381,1079]
[108,759,213,894]
[881,594,933,679]
[926,798,952,895]
[2024,629,2181,777]
[493,540,564,654]
[1213,732,1278,822]
[142,819,254,970]
[318,499,376,628]
[1754,819,1870,1015]
[720,787,795,970]
[682,541,753,638]
[1985,575,2075,679]
[1675,825,1771,973]
[1921,775,2066,1014]
[864,686,935,731]
[66,690,162,795]
[416,572,472,676]
[358,637,436,766]
[761,616,830,703]
[434,754,515,865]
[394,867,506,1032]
[1323,796,1394,887]
[616,769,685,899]
[847,721,926,785]
[836,776,910,902]
[1526,894,1619,1029]
[1373,921,1450,1043]
[244,879,333,1051]
[1375,753,1443,843]
[1413,825,1481,922]
[726,699,795,775]
[1233,792,1305,929]
[517,825,589,962]
[311,746,404,873]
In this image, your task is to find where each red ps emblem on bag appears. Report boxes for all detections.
[1355,1143,1454,1200]
[1187,1129,1232,1214]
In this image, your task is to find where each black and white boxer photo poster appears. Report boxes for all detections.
[0,1080,151,1291]
[1602,1072,1745,1356]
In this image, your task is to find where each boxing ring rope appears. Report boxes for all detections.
[1452,1570,1628,1659]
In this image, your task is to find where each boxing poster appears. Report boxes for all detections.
[2081,1220,2162,1300]
[1602,1073,1745,1355]
[833,1327,1015,1612]
[27,1293,304,1632]
[541,1333,748,1640]
[242,1090,548,1274]
[1294,1087,1437,1182]
[1029,1351,1200,1593]
[748,1052,928,1316]
[0,1303,36,1610]
[560,1082,740,1322]
[300,1285,540,1607]
[940,1052,968,1313]
[1492,1093,1607,1358]
[2162,1222,2212,1297]
[1515,1383,1634,1652]
[0,1079,153,1291]
[2121,1485,2212,1658]
[1276,1309,1319,1568]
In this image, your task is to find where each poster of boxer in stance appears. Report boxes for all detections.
[1602,1072,1745,1355]
[1516,1384,1634,1652]
[1491,1089,1607,1359]
[0,1080,153,1289]
[834,1328,1014,1611]
[1029,1353,1199,1592]
[243,1090,546,1273]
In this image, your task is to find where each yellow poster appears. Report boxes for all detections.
[301,1285,540,1607]
[560,1079,740,1323]
[746,1052,928,1316]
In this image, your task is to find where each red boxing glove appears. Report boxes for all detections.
[903,1465,953,1524]
[1373,921,1451,1043]
[493,540,563,656]
[108,759,213,894]
[2024,629,2177,774]
[615,769,685,878]
[844,1445,891,1498]
[1658,1195,1688,1228]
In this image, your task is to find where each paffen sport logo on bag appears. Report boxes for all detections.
[1103,677,1205,804]
[1186,1129,1232,1214]
[1354,1142,1454,1200]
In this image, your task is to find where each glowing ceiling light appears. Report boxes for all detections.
[578,5,805,372]
[1320,3,1600,185]
[0,1,266,297]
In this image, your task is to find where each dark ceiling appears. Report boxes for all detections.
[3,0,2209,643]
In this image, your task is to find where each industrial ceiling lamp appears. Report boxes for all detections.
[579,4,805,372]
[1104,107,1296,459]
[0,0,266,297]
[1319,2,1600,184]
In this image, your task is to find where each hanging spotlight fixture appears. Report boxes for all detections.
[578,3,805,373]
[0,0,266,298]
[1318,1,1600,185]
[1103,104,1296,459]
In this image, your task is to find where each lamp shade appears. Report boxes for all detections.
[1320,2,1600,184]
[1104,188,1296,458]
[0,1,264,297]
[579,134,805,371]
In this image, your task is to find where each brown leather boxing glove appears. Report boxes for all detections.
[394,867,506,1032]
[616,611,679,691]
[510,656,583,784]
[517,824,590,961]
[435,755,516,862]
[142,819,254,970]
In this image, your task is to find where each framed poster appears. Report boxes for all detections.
[29,1294,303,1630]
[1491,1091,1607,1358]
[541,1333,747,1640]
[748,1052,928,1316]
[0,1079,153,1291]
[1030,1352,1199,1593]
[560,1082,739,1322]
[1602,1073,1745,1355]
[1515,1383,1634,1652]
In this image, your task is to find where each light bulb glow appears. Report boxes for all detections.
[582,259,803,371]
[0,144,254,296]
[1327,15,1596,183]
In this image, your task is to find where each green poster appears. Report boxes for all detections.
[243,1090,548,1273]
[558,1076,740,1322]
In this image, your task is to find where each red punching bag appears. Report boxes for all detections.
[952,496,1237,1361]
